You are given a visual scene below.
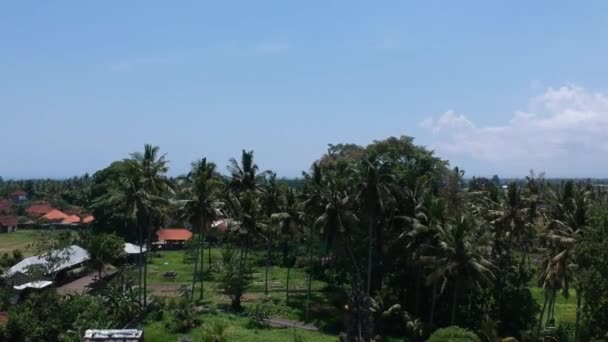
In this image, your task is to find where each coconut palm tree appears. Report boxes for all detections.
[228,150,264,194]
[178,157,223,301]
[356,157,394,295]
[421,215,495,325]
[272,187,304,302]
[129,144,171,307]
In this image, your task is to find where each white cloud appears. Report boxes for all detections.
[421,85,608,176]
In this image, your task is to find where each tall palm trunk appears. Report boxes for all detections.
[429,281,437,327]
[306,224,314,321]
[199,232,205,300]
[574,288,582,342]
[537,291,548,338]
[366,220,374,296]
[286,266,291,302]
[265,236,271,295]
[191,230,201,301]
[143,223,151,308]
[137,223,143,306]
[450,278,460,326]
[546,288,556,325]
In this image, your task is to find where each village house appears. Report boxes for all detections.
[0,215,18,233]
[9,190,28,202]
[154,228,192,249]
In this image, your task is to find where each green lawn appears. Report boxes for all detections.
[530,286,577,324]
[0,229,40,256]
[145,311,336,342]
[140,248,344,339]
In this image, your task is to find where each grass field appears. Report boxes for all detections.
[145,311,337,342]
[530,286,577,324]
[0,229,40,256]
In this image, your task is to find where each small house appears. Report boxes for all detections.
[0,215,18,233]
[26,202,54,217]
[155,228,192,249]
[41,209,70,223]
[9,190,28,202]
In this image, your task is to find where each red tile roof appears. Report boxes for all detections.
[10,190,27,196]
[26,203,54,216]
[0,215,18,227]
[156,228,192,241]
[42,209,69,221]
[82,215,95,223]
[62,215,81,224]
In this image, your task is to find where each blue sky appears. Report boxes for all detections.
[2,1,608,179]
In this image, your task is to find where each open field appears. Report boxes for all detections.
[0,229,39,256]
[145,311,337,342]
[141,249,343,326]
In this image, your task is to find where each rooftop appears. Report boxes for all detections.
[3,245,90,278]
[156,228,192,241]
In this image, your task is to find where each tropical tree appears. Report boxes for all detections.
[421,216,495,326]
[178,157,223,301]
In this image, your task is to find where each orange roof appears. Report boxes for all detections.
[62,215,81,224]
[26,203,54,216]
[82,215,94,223]
[0,215,17,227]
[156,228,192,241]
[42,209,69,221]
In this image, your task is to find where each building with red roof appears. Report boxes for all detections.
[82,215,95,224]
[26,202,54,217]
[9,190,28,202]
[0,215,18,233]
[155,228,192,248]
[62,215,81,224]
[42,209,70,222]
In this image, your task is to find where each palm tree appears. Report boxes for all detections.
[357,157,393,295]
[421,216,495,325]
[129,144,171,307]
[272,187,304,302]
[178,157,222,301]
[228,150,264,193]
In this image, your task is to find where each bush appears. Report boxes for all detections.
[166,298,200,333]
[428,326,480,342]
[245,296,288,325]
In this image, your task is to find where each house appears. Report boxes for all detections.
[42,209,70,222]
[0,215,18,233]
[62,215,81,224]
[2,245,90,286]
[9,190,28,202]
[26,202,54,217]
[155,228,192,249]
[82,215,95,224]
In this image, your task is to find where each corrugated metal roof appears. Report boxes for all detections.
[2,245,90,278]
[123,243,146,254]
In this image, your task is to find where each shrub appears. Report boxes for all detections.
[200,321,229,342]
[166,298,200,333]
[245,296,288,325]
[428,326,480,342]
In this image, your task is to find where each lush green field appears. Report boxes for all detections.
[145,311,336,342]
[530,286,577,324]
[0,229,39,256]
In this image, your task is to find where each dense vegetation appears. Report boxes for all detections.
[2,135,608,341]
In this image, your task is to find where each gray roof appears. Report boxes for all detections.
[2,245,90,278]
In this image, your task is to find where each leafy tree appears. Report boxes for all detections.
[427,326,480,342]
[84,232,125,277]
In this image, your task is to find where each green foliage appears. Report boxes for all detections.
[83,232,125,276]
[427,326,480,342]
[215,249,251,311]
[245,296,288,325]
[200,321,230,342]
[166,298,200,333]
